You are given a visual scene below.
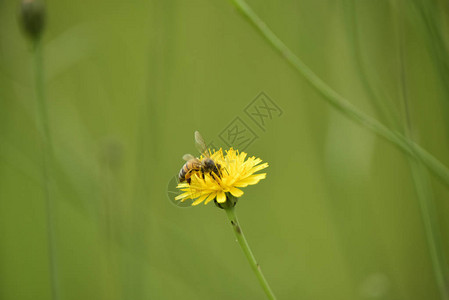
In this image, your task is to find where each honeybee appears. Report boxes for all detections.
[178,131,222,184]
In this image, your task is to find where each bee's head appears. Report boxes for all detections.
[203,158,216,171]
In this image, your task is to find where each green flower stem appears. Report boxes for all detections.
[225,207,277,300]
[228,0,449,188]
[343,0,400,130]
[34,41,52,148]
[395,7,449,298]
[33,38,59,300]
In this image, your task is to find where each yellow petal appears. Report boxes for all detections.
[204,192,217,205]
[229,187,244,197]
[216,191,226,203]
[250,163,269,173]
[234,174,266,187]
[192,193,209,206]
[176,182,190,188]
[252,158,262,165]
[175,192,191,200]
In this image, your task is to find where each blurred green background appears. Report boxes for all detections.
[1,0,449,299]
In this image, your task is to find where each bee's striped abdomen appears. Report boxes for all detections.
[178,161,199,183]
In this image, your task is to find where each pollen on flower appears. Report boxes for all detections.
[175,148,268,206]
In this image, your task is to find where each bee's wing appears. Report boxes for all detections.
[194,131,209,157]
[183,154,197,162]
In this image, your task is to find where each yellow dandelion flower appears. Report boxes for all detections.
[175,148,268,206]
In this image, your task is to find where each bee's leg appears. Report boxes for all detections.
[185,171,192,184]
[213,163,222,178]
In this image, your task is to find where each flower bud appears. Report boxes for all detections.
[20,0,46,40]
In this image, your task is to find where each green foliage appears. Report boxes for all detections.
[1,0,449,299]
